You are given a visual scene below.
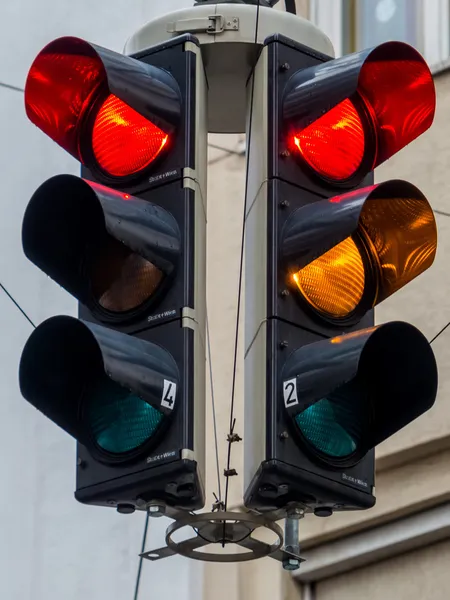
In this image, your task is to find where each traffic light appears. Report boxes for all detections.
[244,35,438,515]
[19,34,207,512]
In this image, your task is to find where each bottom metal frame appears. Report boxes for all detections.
[141,509,305,564]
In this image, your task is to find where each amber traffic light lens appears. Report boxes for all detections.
[293,99,366,181]
[92,94,168,177]
[91,238,163,313]
[293,236,365,318]
[360,196,437,304]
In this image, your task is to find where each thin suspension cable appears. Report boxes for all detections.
[208,143,244,156]
[206,311,222,502]
[208,154,236,167]
[133,511,150,600]
[429,321,450,345]
[0,81,24,93]
[433,208,450,218]
[223,0,262,511]
[0,282,36,328]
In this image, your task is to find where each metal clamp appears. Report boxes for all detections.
[167,15,239,35]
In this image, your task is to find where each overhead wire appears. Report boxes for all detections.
[433,208,450,218]
[0,282,35,328]
[207,312,222,504]
[429,321,450,345]
[223,0,262,512]
[133,511,150,600]
[0,81,24,93]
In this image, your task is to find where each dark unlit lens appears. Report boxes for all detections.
[91,239,163,313]
[86,376,163,454]
[295,384,365,459]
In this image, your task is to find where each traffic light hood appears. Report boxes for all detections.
[25,36,181,174]
[283,41,435,182]
[282,321,437,465]
[282,180,437,320]
[19,316,179,455]
[22,174,181,317]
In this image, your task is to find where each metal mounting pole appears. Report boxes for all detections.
[282,507,304,571]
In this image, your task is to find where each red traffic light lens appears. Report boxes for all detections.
[92,94,169,177]
[359,44,435,165]
[292,99,366,181]
[25,38,104,161]
[25,36,178,180]
[284,42,435,184]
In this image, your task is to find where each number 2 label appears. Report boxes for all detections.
[283,378,298,408]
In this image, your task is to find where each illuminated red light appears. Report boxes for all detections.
[287,43,435,183]
[25,37,171,179]
[25,38,104,161]
[92,94,169,177]
[292,99,365,181]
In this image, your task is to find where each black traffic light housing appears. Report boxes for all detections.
[244,34,438,515]
[20,34,207,512]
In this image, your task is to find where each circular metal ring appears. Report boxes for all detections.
[165,511,283,562]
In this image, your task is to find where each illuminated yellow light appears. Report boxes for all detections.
[293,237,365,318]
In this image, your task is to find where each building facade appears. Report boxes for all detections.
[204,2,450,599]
[1,1,450,599]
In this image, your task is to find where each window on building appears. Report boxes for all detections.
[311,0,450,68]
[344,0,423,54]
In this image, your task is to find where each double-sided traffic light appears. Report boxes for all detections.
[19,34,207,512]
[244,35,438,515]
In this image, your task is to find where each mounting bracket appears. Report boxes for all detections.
[141,507,305,564]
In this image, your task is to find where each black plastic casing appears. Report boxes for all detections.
[75,35,204,511]
[244,35,376,514]
[75,321,201,510]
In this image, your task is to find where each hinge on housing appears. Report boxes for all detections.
[167,15,239,35]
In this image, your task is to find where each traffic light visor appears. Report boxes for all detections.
[25,37,180,178]
[22,175,180,320]
[283,322,437,465]
[283,180,437,321]
[284,42,435,183]
[25,37,104,160]
[19,316,178,460]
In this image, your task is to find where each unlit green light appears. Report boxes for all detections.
[295,394,360,458]
[86,377,163,454]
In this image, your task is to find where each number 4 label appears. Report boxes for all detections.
[283,378,298,408]
[161,380,177,410]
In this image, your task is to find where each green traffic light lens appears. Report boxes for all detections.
[86,376,163,455]
[294,388,363,459]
